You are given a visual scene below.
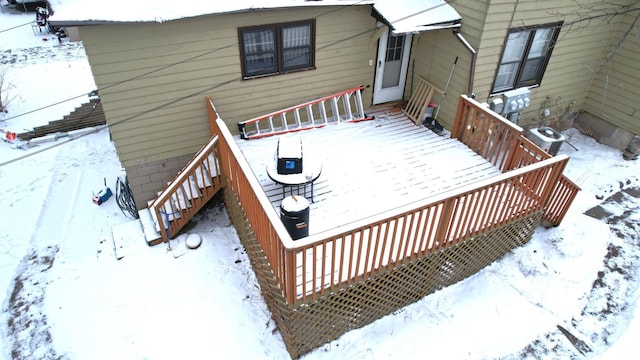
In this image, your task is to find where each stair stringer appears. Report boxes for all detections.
[148,135,224,243]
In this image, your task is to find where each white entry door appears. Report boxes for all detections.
[373,30,412,104]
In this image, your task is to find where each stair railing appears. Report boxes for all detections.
[149,135,223,242]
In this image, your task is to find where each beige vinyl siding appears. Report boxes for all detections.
[441,0,617,129]
[583,11,640,135]
[512,7,615,127]
[408,30,472,129]
[79,5,376,167]
[401,0,631,132]
[405,0,489,129]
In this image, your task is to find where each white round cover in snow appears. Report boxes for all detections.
[185,233,202,249]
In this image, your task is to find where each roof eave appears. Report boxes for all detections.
[49,19,141,26]
[392,21,461,35]
[371,1,462,35]
[49,1,375,26]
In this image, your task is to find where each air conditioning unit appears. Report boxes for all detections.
[526,127,566,156]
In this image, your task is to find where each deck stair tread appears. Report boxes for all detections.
[138,208,163,246]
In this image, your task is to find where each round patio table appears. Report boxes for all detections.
[266,160,322,202]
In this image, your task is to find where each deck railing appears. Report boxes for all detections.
[451,96,529,171]
[545,174,581,226]
[206,94,576,305]
[452,95,580,226]
[288,155,568,302]
[150,136,223,242]
[208,99,293,292]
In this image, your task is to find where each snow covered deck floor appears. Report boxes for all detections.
[235,107,502,236]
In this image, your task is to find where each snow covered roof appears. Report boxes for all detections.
[373,0,461,34]
[48,0,374,24]
[49,0,461,33]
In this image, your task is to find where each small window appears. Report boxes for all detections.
[239,20,315,79]
[492,23,561,94]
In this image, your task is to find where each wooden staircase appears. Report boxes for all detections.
[237,85,372,140]
[108,85,374,255]
[110,134,224,256]
[144,135,224,244]
[17,97,106,140]
[108,134,224,253]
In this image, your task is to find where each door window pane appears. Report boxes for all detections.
[386,34,405,62]
[382,34,405,88]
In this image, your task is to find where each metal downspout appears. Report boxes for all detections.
[454,30,477,96]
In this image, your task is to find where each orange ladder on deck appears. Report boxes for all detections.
[237,85,372,140]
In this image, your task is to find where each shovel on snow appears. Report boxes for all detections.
[423,56,458,135]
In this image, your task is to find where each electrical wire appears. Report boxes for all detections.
[115,176,139,219]
[0,21,33,34]
[0,0,427,168]
[2,92,94,122]
[1,0,371,123]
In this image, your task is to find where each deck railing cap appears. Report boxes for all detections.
[290,154,570,248]
[459,94,524,133]
[212,112,295,246]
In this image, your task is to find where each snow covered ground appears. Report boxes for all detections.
[1,3,640,359]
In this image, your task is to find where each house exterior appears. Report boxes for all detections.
[45,1,630,357]
[50,0,638,209]
[50,0,457,208]
[441,0,640,151]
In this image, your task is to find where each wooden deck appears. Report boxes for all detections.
[235,107,501,236]
[208,92,579,359]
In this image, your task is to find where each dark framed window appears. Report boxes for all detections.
[239,20,315,79]
[492,23,561,94]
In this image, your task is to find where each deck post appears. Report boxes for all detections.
[285,249,296,305]
[434,200,455,250]
[207,97,219,137]
[450,95,469,139]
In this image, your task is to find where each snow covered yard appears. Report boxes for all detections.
[2,3,640,359]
